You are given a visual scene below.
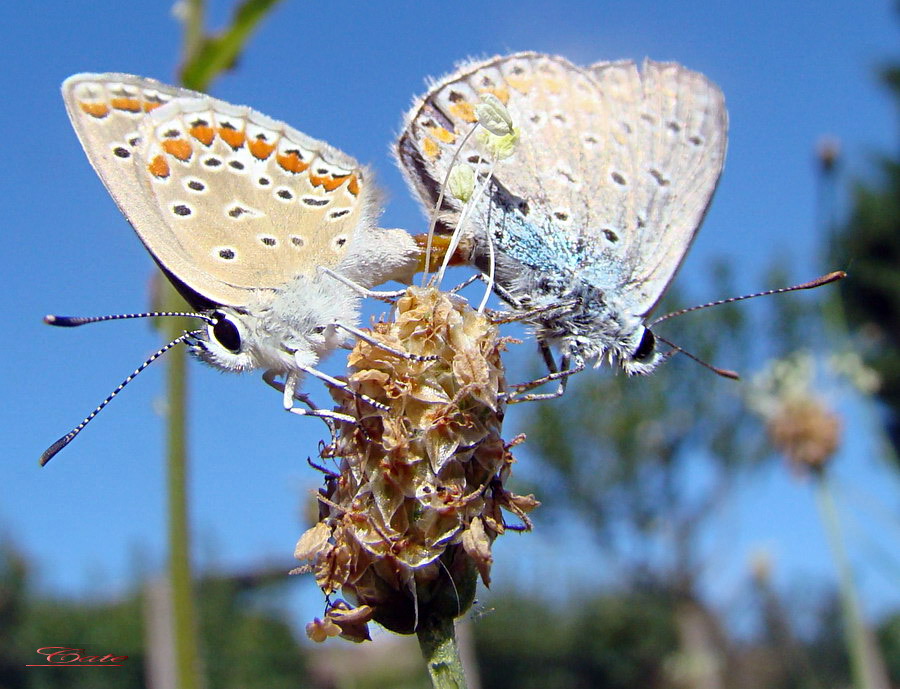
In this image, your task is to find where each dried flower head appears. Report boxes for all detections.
[766,396,841,473]
[816,135,841,173]
[748,549,773,585]
[746,351,843,473]
[295,286,537,640]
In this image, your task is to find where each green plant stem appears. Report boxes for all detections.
[183,0,205,70]
[163,4,207,688]
[163,2,278,687]
[417,615,468,689]
[815,473,875,689]
[162,280,202,689]
[180,0,283,90]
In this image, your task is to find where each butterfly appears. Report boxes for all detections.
[396,52,728,391]
[43,74,420,463]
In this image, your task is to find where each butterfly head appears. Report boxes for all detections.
[561,317,662,376]
[190,308,266,373]
[524,277,663,376]
[616,326,661,375]
[189,276,359,376]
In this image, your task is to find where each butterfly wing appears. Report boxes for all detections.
[62,74,389,308]
[584,59,727,315]
[396,53,727,316]
[397,52,603,278]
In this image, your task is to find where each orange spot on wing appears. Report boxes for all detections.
[277,151,309,174]
[190,125,215,145]
[347,175,360,196]
[79,101,110,118]
[162,139,193,161]
[449,102,476,123]
[148,155,170,178]
[218,127,246,149]
[143,101,162,112]
[541,76,564,94]
[428,125,456,143]
[111,97,142,113]
[423,137,440,159]
[505,75,532,94]
[327,175,351,191]
[311,173,352,192]
[248,138,275,160]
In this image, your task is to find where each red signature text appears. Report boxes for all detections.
[27,647,128,666]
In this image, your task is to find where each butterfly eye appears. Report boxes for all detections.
[211,312,242,353]
[632,328,656,362]
[312,326,326,335]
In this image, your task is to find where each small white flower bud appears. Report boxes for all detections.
[476,126,521,161]
[475,93,514,136]
[448,163,476,202]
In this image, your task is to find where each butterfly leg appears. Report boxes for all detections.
[263,369,321,412]
[446,273,481,294]
[331,322,439,363]
[459,274,536,322]
[486,298,581,326]
[540,341,560,374]
[460,273,579,325]
[506,348,585,403]
[263,369,359,425]
[443,272,526,320]
[464,272,521,306]
[293,361,392,414]
[318,267,407,301]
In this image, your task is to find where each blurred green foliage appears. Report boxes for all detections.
[828,48,900,458]
[0,546,307,689]
[474,590,678,689]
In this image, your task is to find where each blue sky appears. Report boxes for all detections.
[3,0,899,637]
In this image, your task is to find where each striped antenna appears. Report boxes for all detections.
[45,311,213,327]
[649,271,845,380]
[40,330,201,466]
[650,271,846,326]
[654,333,740,380]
